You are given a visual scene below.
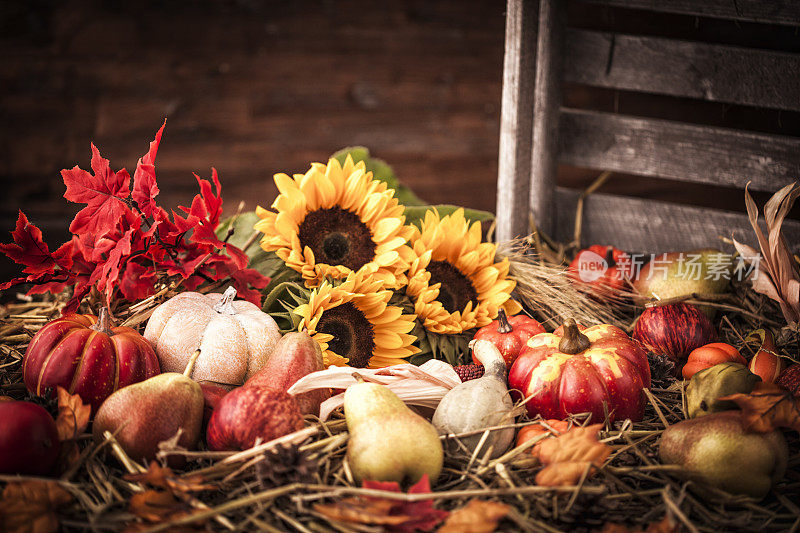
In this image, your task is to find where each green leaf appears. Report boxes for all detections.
[395,184,426,206]
[403,204,495,228]
[216,211,289,279]
[330,146,398,189]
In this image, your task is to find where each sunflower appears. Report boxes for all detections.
[293,268,419,368]
[254,155,414,289]
[405,208,521,335]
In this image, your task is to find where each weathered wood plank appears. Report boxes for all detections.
[530,0,566,236]
[496,0,538,241]
[565,30,800,112]
[555,187,800,253]
[558,109,800,192]
[575,0,800,26]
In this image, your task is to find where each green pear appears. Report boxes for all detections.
[344,381,443,485]
[633,249,732,315]
[686,362,761,418]
[93,350,204,466]
[659,411,787,499]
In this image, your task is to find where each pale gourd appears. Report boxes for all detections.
[432,339,515,458]
[144,287,281,385]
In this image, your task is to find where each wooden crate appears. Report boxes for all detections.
[496,0,800,252]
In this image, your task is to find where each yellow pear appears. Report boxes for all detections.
[344,381,443,485]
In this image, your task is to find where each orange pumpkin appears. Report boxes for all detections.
[515,420,570,458]
[682,343,746,380]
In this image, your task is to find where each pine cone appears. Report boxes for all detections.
[454,364,484,382]
[256,441,317,488]
[647,351,677,386]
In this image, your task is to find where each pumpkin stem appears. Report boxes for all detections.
[605,247,616,269]
[559,319,591,355]
[92,308,114,335]
[213,286,238,315]
[496,308,513,334]
[184,349,201,378]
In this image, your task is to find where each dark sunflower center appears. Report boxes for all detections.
[317,302,375,368]
[298,207,376,270]
[427,260,478,313]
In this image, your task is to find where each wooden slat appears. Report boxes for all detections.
[558,109,800,192]
[575,0,800,26]
[565,30,800,112]
[496,0,538,242]
[530,0,566,236]
[555,187,800,253]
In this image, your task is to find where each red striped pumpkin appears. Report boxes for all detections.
[23,309,160,412]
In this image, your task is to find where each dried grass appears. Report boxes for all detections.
[1,276,799,531]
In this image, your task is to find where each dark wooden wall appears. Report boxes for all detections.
[2,0,799,281]
[0,0,507,275]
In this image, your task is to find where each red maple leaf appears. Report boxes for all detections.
[62,143,133,235]
[132,120,165,218]
[0,211,61,275]
[1,123,269,311]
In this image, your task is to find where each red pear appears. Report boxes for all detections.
[244,331,329,415]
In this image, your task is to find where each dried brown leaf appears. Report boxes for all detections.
[738,182,800,326]
[314,475,448,532]
[437,500,510,533]
[125,489,209,532]
[0,480,73,533]
[720,383,800,433]
[55,387,90,441]
[125,461,214,493]
[535,424,611,487]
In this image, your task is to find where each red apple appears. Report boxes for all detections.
[200,382,231,429]
[206,386,304,451]
[633,303,717,363]
[0,401,60,475]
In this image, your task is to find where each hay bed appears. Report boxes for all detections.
[1,279,799,533]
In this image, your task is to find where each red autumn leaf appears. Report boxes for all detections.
[0,211,59,275]
[535,424,611,487]
[0,480,73,533]
[55,387,91,441]
[132,120,165,217]
[90,227,136,307]
[119,261,159,300]
[719,382,800,433]
[62,143,133,235]
[1,124,269,310]
[437,500,510,533]
[315,474,449,533]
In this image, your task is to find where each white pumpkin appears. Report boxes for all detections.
[144,286,281,385]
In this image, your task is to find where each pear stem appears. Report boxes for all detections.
[184,349,201,378]
[558,319,591,355]
[496,309,513,334]
[92,308,114,336]
[213,286,238,315]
